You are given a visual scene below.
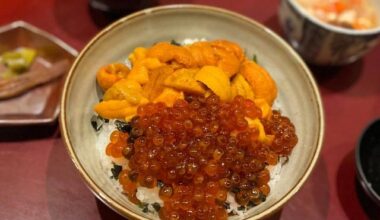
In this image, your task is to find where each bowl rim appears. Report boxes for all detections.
[287,0,380,36]
[60,4,325,219]
[355,118,380,206]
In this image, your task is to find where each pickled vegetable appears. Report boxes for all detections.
[0,47,37,77]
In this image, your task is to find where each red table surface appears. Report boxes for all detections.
[1,0,380,219]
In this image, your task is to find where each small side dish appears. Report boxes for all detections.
[0,21,76,125]
[92,39,298,219]
[297,0,378,30]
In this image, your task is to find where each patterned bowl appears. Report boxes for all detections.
[279,0,380,65]
[60,4,324,219]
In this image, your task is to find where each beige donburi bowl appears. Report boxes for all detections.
[60,4,325,220]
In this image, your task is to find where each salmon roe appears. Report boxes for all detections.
[109,94,298,220]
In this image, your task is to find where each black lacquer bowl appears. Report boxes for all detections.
[356,119,380,207]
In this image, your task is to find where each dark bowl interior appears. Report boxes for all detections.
[356,119,380,206]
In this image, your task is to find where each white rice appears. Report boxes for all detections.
[136,187,163,204]
[182,38,207,45]
[226,193,245,217]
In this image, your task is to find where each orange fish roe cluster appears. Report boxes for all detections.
[111,94,297,219]
[105,130,129,158]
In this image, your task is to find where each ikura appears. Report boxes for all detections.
[107,94,298,220]
[105,130,129,158]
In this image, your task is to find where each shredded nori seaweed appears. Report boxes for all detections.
[170,39,181,46]
[115,120,132,133]
[237,205,246,211]
[223,202,230,210]
[259,193,267,202]
[247,201,256,209]
[91,115,105,132]
[110,163,122,180]
[142,206,149,213]
[252,54,258,63]
[157,180,164,188]
[138,202,149,213]
[152,202,161,212]
[228,210,237,216]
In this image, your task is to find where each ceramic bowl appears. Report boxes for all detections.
[356,119,380,207]
[60,4,325,219]
[279,0,380,65]
[0,21,77,126]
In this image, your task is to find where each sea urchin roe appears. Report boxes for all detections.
[109,94,297,220]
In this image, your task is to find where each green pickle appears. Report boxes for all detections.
[0,47,37,77]
[1,69,19,79]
